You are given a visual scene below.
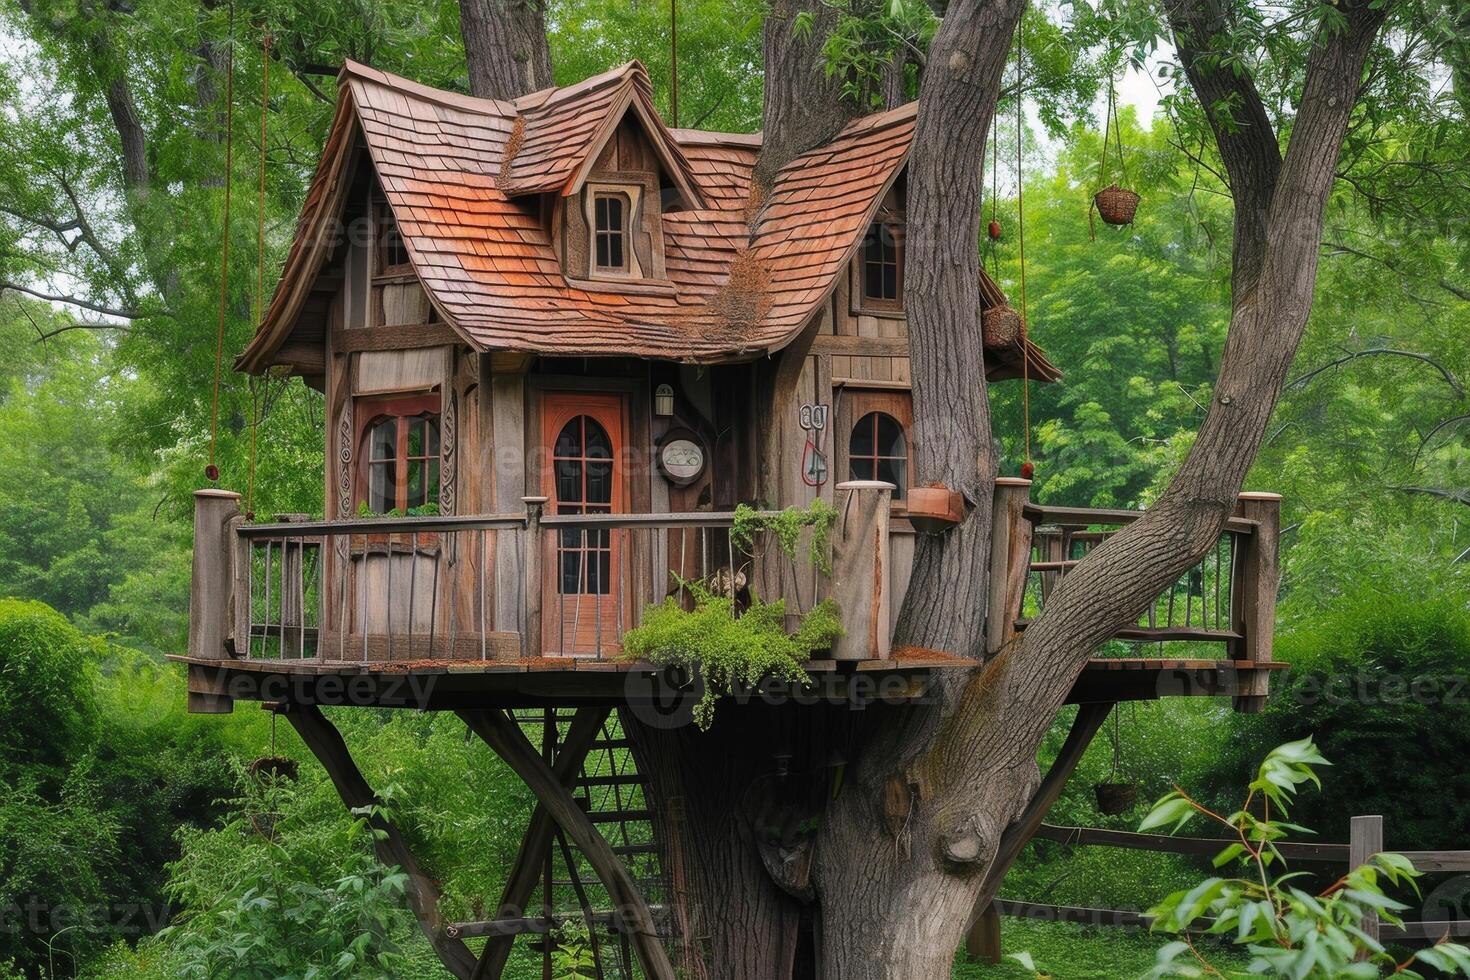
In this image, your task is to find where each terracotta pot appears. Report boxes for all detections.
[1094,185,1141,226]
[1094,781,1138,815]
[906,487,965,533]
[982,304,1022,349]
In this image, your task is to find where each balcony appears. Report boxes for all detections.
[181,481,1284,713]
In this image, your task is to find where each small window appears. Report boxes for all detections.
[849,410,908,501]
[359,396,440,514]
[862,221,904,305]
[593,192,629,272]
[376,204,411,274]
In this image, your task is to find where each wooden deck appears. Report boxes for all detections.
[172,652,1288,714]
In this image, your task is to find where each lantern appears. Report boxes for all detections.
[654,383,675,417]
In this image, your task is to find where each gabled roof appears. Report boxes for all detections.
[239,60,1058,381]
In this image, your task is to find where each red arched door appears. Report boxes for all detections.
[541,393,626,656]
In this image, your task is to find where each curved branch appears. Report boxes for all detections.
[0,282,141,320]
[1286,347,1464,398]
[1414,413,1470,466]
[1391,485,1470,508]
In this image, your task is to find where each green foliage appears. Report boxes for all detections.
[732,500,838,575]
[1142,739,1470,978]
[1228,593,1470,852]
[622,579,842,730]
[0,598,97,781]
[551,924,597,980]
[151,775,417,979]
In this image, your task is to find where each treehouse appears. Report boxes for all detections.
[177,60,1285,978]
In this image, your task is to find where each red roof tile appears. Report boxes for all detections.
[239,61,1058,381]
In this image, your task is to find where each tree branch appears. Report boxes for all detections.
[1286,347,1465,398]
[0,282,141,320]
[1322,239,1470,303]
[1391,485,1470,508]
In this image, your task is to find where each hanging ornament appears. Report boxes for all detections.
[1094,707,1139,815]
[1020,460,1034,480]
[205,463,220,482]
[987,219,1002,241]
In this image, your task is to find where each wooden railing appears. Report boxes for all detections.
[187,481,1279,672]
[187,482,893,665]
[986,480,1281,679]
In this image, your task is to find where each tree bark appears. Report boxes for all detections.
[458,0,553,100]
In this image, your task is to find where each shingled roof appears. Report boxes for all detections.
[239,60,1058,381]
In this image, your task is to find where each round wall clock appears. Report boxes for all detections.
[657,429,707,486]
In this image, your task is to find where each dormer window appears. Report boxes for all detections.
[375,203,411,275]
[862,220,904,307]
[593,192,630,273]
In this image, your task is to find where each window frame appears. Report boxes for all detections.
[851,212,906,315]
[838,387,913,513]
[592,191,631,274]
[355,392,442,515]
[581,182,645,281]
[373,202,413,277]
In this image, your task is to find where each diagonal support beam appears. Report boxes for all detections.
[459,708,677,980]
[469,706,610,980]
[283,703,478,979]
[965,701,1114,960]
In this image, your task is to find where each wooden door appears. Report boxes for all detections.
[541,393,627,656]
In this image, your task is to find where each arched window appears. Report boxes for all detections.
[359,396,440,514]
[553,414,614,595]
[849,410,907,500]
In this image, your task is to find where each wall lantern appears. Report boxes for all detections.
[654,383,675,417]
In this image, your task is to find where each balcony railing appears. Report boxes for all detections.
[187,481,1279,674]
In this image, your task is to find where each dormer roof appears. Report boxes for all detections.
[239,60,1057,382]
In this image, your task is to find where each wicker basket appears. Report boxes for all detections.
[1094,781,1138,816]
[982,304,1022,348]
[248,755,300,782]
[1094,185,1140,226]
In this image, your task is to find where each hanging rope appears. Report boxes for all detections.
[206,0,236,484]
[246,26,271,520]
[1089,71,1128,240]
[1015,10,1033,476]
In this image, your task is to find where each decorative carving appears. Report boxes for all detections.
[337,402,354,518]
[440,390,457,515]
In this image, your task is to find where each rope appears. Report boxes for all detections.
[207,0,236,482]
[247,26,270,518]
[1015,10,1032,469]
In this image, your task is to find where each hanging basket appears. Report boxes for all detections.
[1094,781,1138,815]
[1093,185,1140,226]
[982,304,1022,349]
[248,755,299,782]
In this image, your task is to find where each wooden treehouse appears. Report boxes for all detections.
[177,60,1286,978]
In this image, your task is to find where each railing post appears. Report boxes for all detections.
[1350,814,1384,955]
[1232,491,1281,712]
[276,513,310,658]
[987,478,1034,656]
[188,489,240,714]
[521,496,548,659]
[831,481,892,662]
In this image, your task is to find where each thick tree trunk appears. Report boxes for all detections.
[458,0,553,100]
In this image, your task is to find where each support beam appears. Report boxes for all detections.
[458,708,677,980]
[283,703,478,979]
[965,701,1113,956]
[471,706,611,980]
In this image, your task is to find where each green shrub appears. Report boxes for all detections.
[0,598,97,783]
[1232,591,1470,849]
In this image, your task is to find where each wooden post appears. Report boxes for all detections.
[188,490,241,711]
[1351,814,1384,954]
[831,480,892,661]
[965,901,1002,963]
[521,495,547,659]
[277,513,310,658]
[1232,491,1281,712]
[986,478,1034,656]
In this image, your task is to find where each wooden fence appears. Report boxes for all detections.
[970,814,1470,961]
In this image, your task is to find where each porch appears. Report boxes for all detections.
[182,479,1285,713]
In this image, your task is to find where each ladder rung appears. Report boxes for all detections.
[578,774,648,788]
[587,809,652,823]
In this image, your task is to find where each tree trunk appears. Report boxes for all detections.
[458,0,553,101]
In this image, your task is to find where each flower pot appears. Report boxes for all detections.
[1094,781,1138,815]
[1094,185,1140,226]
[982,304,1022,349]
[906,487,965,533]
